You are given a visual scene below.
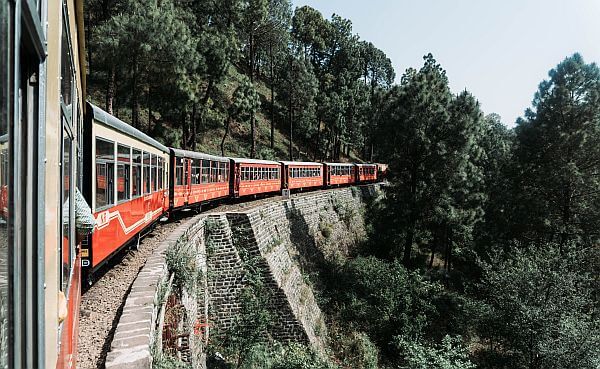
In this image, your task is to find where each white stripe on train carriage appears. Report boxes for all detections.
[94,207,163,235]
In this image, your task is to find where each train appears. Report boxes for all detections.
[0,0,380,368]
[81,102,379,283]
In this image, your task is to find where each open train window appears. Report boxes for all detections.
[117,145,130,202]
[132,149,142,197]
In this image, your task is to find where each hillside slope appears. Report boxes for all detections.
[88,66,362,163]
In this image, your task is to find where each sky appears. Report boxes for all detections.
[292,0,600,127]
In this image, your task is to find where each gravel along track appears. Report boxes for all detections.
[76,216,185,369]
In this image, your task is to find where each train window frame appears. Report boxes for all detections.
[143,152,150,194]
[157,157,164,189]
[151,154,157,192]
[132,148,142,198]
[60,125,74,294]
[175,159,184,186]
[116,144,131,203]
[95,137,115,211]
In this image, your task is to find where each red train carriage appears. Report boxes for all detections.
[324,163,356,186]
[231,158,282,197]
[280,161,324,190]
[82,103,170,280]
[170,149,230,209]
[356,163,378,183]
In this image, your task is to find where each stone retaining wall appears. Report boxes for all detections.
[104,184,380,369]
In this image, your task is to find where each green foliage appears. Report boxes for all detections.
[373,54,487,267]
[87,0,394,160]
[238,342,337,369]
[513,54,600,245]
[393,335,475,369]
[334,257,438,352]
[152,353,191,369]
[473,244,600,369]
[165,238,200,293]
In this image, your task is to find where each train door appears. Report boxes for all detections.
[232,162,241,197]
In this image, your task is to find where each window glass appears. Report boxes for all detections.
[61,16,73,119]
[151,154,157,192]
[143,152,150,194]
[157,157,164,189]
[96,138,114,208]
[117,145,130,201]
[132,149,142,196]
[190,159,198,185]
[201,160,210,183]
[62,129,72,292]
[175,158,184,186]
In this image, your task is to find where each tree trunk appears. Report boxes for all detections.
[249,33,257,158]
[131,54,139,128]
[404,225,415,266]
[289,107,293,161]
[191,103,197,151]
[106,64,115,114]
[269,42,275,149]
[403,166,419,266]
[181,110,188,150]
[221,116,231,157]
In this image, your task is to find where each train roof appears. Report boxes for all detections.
[279,161,323,166]
[230,157,280,165]
[324,162,354,166]
[88,102,169,153]
[355,163,377,167]
[170,148,229,162]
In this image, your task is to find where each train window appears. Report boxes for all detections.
[117,145,130,201]
[175,160,184,186]
[199,160,208,183]
[143,152,151,194]
[158,157,164,189]
[151,154,158,192]
[61,13,74,120]
[132,149,142,197]
[211,161,218,183]
[190,159,200,185]
[218,162,225,182]
[96,138,115,209]
[61,128,73,293]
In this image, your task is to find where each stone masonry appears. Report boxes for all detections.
[104,184,380,369]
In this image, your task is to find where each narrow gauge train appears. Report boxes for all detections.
[80,102,378,284]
